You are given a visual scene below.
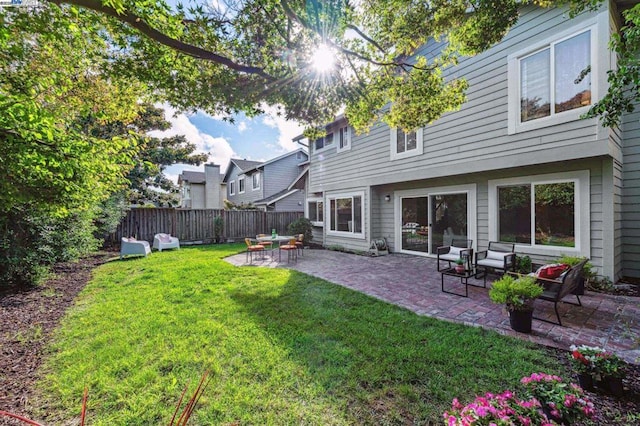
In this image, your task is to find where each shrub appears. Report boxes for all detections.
[521,373,596,423]
[213,216,224,242]
[489,275,543,311]
[287,217,313,244]
[516,255,532,274]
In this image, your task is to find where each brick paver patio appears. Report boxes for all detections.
[225,248,640,364]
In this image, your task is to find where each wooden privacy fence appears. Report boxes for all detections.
[106,208,304,245]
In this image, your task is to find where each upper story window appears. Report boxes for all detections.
[229,180,235,196]
[508,24,597,134]
[314,132,334,152]
[238,176,245,193]
[390,127,423,160]
[252,172,261,190]
[337,125,351,152]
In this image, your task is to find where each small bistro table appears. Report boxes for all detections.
[440,263,486,297]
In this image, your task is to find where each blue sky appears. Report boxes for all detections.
[151,105,305,183]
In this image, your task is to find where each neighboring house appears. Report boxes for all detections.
[178,163,225,209]
[301,2,640,280]
[222,149,309,211]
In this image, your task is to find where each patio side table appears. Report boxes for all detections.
[441,267,486,297]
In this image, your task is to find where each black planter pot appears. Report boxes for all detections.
[603,376,624,397]
[577,373,594,391]
[509,309,533,333]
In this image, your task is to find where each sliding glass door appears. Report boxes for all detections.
[397,187,473,255]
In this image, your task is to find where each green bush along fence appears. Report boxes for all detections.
[106,208,303,245]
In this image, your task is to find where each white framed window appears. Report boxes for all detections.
[337,125,351,152]
[252,172,261,190]
[229,180,235,196]
[390,127,423,160]
[306,198,324,227]
[314,132,334,152]
[327,191,365,239]
[508,22,598,134]
[238,176,245,194]
[488,170,590,256]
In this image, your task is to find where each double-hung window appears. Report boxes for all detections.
[327,192,364,238]
[307,199,324,226]
[229,180,236,196]
[508,25,596,134]
[314,133,334,152]
[238,176,245,194]
[390,127,423,160]
[337,125,351,152]
[252,172,261,190]
[488,171,590,255]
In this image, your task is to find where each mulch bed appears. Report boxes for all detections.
[1,254,639,425]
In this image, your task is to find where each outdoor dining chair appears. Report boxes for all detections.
[279,238,298,263]
[245,238,265,263]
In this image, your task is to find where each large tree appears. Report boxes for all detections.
[3,0,629,136]
[86,104,209,207]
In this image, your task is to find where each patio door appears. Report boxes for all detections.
[396,185,476,256]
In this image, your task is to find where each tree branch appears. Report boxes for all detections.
[48,0,276,80]
[345,24,385,54]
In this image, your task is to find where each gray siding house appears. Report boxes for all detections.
[303,2,639,281]
[223,149,309,211]
[178,163,225,209]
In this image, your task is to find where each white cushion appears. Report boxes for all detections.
[477,258,506,269]
[448,246,462,257]
[440,253,460,262]
[486,250,509,261]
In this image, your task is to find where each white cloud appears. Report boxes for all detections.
[261,105,305,152]
[148,104,236,182]
[237,121,248,132]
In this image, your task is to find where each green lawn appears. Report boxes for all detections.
[37,244,564,425]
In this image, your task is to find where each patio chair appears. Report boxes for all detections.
[120,237,151,259]
[245,238,265,263]
[153,233,180,252]
[436,239,473,271]
[474,241,516,283]
[294,234,304,256]
[279,238,298,263]
[533,259,587,326]
[256,234,274,250]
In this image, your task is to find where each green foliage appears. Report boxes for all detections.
[583,3,640,127]
[287,217,313,244]
[36,245,562,424]
[516,255,532,274]
[0,206,100,287]
[213,216,224,241]
[489,275,543,311]
[223,199,258,210]
[556,255,594,278]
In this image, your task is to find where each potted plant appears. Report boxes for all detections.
[454,258,466,274]
[489,275,543,333]
[569,345,600,390]
[594,351,626,396]
[516,254,532,274]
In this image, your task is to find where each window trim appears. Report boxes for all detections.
[238,175,245,194]
[326,191,366,239]
[507,20,599,135]
[390,127,424,160]
[252,172,261,191]
[306,197,324,227]
[314,132,335,153]
[337,125,351,153]
[229,180,236,196]
[488,170,590,257]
